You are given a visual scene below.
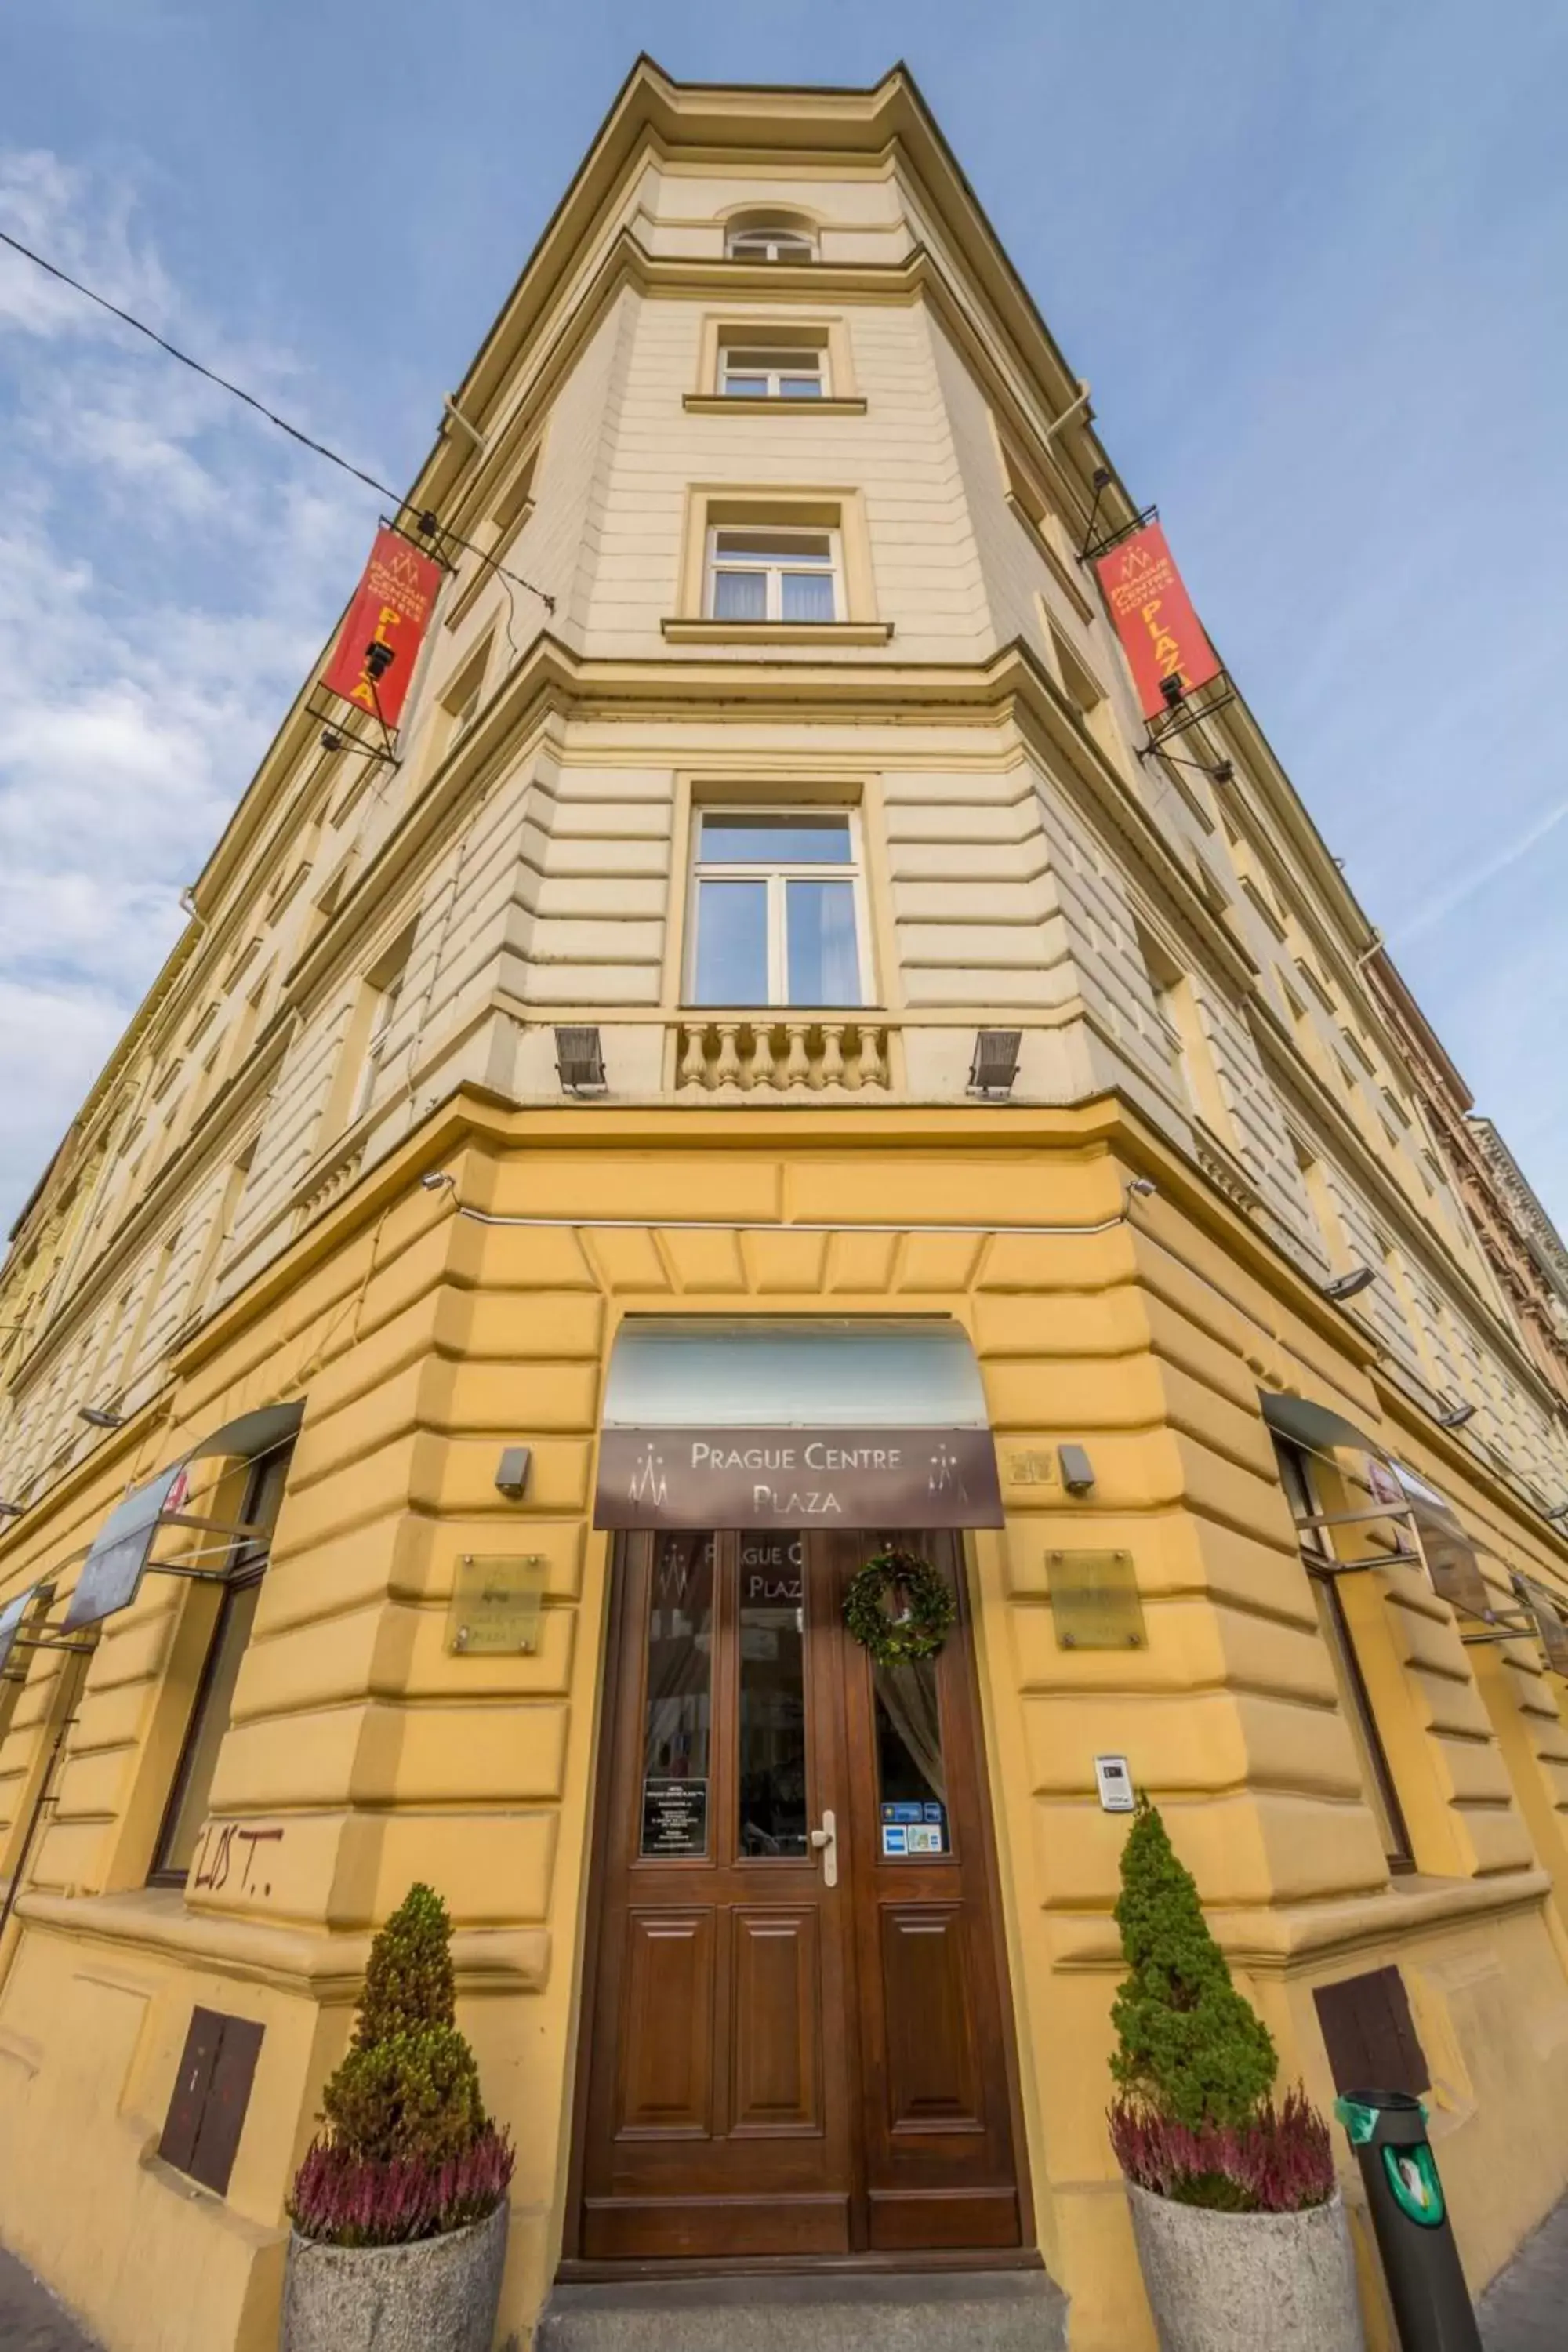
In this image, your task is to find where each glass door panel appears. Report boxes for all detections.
[737,1535,809,1857]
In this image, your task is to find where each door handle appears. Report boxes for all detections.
[808,1809,838,1888]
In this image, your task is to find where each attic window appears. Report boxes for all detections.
[440,635,493,743]
[726,222,816,263]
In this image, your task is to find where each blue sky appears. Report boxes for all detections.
[2,2,1566,1231]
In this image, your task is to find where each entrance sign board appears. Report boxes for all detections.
[64,1463,191,1632]
[1389,1463,1494,1621]
[1519,1577,1568,1675]
[595,1425,1003,1530]
[0,1581,42,1679]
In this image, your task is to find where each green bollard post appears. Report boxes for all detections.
[1334,2091,1483,2352]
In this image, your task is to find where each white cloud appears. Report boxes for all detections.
[0,147,372,1227]
[1396,795,1568,946]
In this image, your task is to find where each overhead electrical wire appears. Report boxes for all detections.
[0,224,554,613]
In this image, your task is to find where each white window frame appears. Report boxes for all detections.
[725,225,816,263]
[703,525,842,623]
[685,805,873,1009]
[718,343,826,399]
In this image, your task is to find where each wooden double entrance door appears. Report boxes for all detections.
[572,1530,1025,2261]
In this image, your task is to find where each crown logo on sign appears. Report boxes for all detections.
[927,1440,968,1502]
[629,1443,668,1506]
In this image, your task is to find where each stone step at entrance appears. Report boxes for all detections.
[535,2267,1069,2352]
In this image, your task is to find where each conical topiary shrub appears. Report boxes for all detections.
[1108,1795,1336,2217]
[289,1882,514,2246]
[1110,1793,1276,2130]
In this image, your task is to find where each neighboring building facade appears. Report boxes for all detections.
[1367,945,1568,1417]
[4,60,1568,2352]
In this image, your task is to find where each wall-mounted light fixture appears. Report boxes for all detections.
[967,1030,1022,1098]
[77,1406,125,1430]
[0,1499,23,1519]
[495,1446,532,1501]
[1545,1504,1568,1523]
[1438,1401,1477,1429]
[419,1171,456,1194]
[1160,675,1186,710]
[1323,1265,1375,1304]
[1058,1443,1096,1494]
[554,1025,607,1097]
[1126,1176,1158,1202]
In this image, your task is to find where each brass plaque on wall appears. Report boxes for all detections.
[446,1555,547,1654]
[1047,1550,1145,1650]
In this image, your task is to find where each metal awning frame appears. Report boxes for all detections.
[1263,1390,1510,1625]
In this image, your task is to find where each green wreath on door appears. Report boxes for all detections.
[842,1548,956,1668]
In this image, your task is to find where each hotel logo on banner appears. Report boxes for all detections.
[322,526,445,729]
[1094,521,1221,722]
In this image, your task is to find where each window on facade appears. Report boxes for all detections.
[706,526,840,623]
[726,223,816,263]
[719,343,826,398]
[114,1233,177,1400]
[1047,619,1121,765]
[438,633,492,750]
[149,1442,294,1884]
[1137,924,1235,1144]
[1274,1437,1414,1871]
[350,933,415,1125]
[187,1145,255,1323]
[688,810,866,1007]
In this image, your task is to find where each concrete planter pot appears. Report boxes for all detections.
[281,2198,507,2352]
[1126,2180,1365,2352]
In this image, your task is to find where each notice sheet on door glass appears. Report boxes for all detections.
[641,1776,709,1856]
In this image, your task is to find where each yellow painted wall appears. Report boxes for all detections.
[3,1102,1568,2352]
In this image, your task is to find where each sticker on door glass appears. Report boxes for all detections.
[881,1800,946,1857]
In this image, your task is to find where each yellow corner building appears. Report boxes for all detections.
[3,60,1568,2352]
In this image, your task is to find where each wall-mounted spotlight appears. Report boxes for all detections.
[1126,1176,1159,1202]
[1545,1504,1568,1523]
[1058,1443,1096,1494]
[1159,674,1186,710]
[78,1405,125,1430]
[554,1025,607,1097]
[1438,1401,1477,1429]
[1323,1265,1375,1304]
[967,1029,1022,1098]
[495,1446,532,1501]
[1210,761,1235,785]
[363,640,396,682]
[419,1171,456,1194]
[0,1499,23,1519]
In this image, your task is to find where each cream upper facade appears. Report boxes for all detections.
[2,55,1563,1564]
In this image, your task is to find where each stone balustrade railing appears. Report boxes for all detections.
[676,1017,892,1093]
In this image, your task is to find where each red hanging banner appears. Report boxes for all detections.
[1094,521,1221,721]
[321,527,445,729]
